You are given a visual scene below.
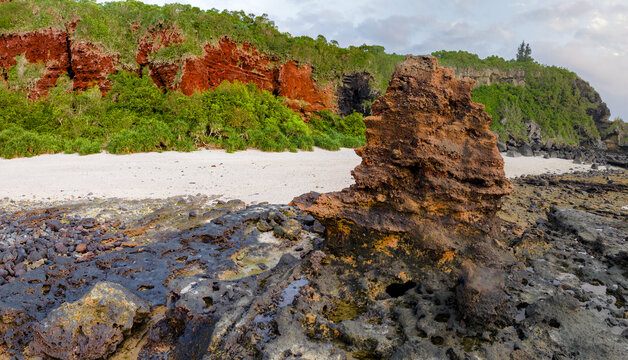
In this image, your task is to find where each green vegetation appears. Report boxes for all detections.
[0,71,366,158]
[434,50,601,145]
[0,0,611,153]
[0,0,403,91]
[516,41,533,63]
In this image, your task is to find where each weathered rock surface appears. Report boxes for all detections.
[30,281,149,360]
[0,18,333,117]
[0,22,118,98]
[449,66,526,88]
[0,170,626,359]
[337,72,378,116]
[179,37,278,95]
[278,60,334,115]
[293,55,512,249]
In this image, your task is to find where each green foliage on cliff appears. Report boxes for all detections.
[0,71,366,158]
[433,50,601,145]
[0,0,403,91]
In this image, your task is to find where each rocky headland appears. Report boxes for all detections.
[0,55,625,359]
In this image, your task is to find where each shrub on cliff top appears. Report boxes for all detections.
[0,0,404,91]
[434,50,600,145]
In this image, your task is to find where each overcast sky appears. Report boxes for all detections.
[129,0,627,121]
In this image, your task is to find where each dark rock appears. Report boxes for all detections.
[273,219,302,240]
[457,262,514,325]
[337,72,377,116]
[519,143,533,156]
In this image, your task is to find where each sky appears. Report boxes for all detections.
[130,0,627,121]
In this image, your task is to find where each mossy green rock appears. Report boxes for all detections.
[30,281,149,360]
[273,218,302,240]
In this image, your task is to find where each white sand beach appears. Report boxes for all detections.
[0,149,604,204]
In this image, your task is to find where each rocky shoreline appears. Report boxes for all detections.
[498,132,627,169]
[0,168,625,359]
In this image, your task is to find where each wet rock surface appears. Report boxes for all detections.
[0,170,626,359]
[0,196,325,359]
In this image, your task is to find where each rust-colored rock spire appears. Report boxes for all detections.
[292,55,512,249]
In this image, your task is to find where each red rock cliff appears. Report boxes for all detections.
[292,55,512,250]
[136,24,184,90]
[0,25,117,97]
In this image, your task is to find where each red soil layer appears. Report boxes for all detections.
[178,38,277,95]
[70,42,118,93]
[0,23,332,116]
[278,61,334,115]
[136,24,184,90]
[0,29,70,98]
[0,26,117,97]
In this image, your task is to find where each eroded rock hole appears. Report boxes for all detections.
[385,280,417,298]
[434,313,450,323]
[431,336,444,345]
[202,296,213,308]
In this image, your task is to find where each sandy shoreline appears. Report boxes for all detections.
[0,148,604,204]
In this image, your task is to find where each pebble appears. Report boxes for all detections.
[76,243,87,253]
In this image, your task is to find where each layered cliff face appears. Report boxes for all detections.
[293,56,512,252]
[0,25,117,97]
[450,67,526,88]
[179,39,278,95]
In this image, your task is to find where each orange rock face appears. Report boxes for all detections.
[0,26,117,97]
[70,42,118,93]
[0,22,332,116]
[292,56,512,250]
[179,38,277,95]
[0,29,70,98]
[136,24,184,90]
[278,61,334,115]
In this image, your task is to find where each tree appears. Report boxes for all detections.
[516,41,533,62]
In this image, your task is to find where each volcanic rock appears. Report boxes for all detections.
[337,72,378,116]
[292,55,512,251]
[30,281,149,360]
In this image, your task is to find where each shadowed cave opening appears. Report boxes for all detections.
[385,280,417,298]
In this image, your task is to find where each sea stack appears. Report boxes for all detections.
[292,55,512,252]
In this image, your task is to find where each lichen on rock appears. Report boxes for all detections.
[30,281,149,360]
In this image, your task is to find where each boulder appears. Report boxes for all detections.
[518,143,533,157]
[30,281,149,360]
[525,120,543,143]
